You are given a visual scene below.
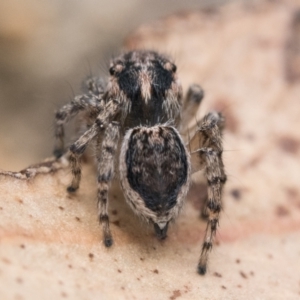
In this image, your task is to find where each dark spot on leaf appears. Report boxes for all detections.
[242,155,263,170]
[240,271,248,279]
[276,205,290,217]
[285,10,300,82]
[15,198,23,204]
[245,133,255,141]
[112,220,120,227]
[277,136,300,154]
[285,187,300,209]
[16,277,23,284]
[61,292,68,297]
[67,193,76,200]
[2,258,11,264]
[230,189,242,200]
[285,187,298,199]
[170,290,181,300]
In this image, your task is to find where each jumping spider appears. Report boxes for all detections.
[53,50,226,275]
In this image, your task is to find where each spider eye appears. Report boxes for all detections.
[164,62,177,73]
[109,66,115,76]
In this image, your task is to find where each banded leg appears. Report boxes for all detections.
[67,99,121,192]
[189,112,226,275]
[54,94,103,158]
[68,124,99,192]
[97,122,120,247]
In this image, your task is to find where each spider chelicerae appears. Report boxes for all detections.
[53,50,226,275]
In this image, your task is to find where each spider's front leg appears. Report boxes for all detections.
[67,100,120,192]
[96,121,120,247]
[190,112,226,275]
[67,124,100,192]
[180,84,204,134]
[53,77,105,158]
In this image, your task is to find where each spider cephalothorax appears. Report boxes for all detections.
[106,50,182,128]
[53,50,226,275]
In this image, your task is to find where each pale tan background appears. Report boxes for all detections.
[0,0,231,171]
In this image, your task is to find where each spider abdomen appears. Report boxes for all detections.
[119,125,191,234]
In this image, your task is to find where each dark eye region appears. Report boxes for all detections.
[149,61,173,98]
[116,62,140,98]
[114,60,174,100]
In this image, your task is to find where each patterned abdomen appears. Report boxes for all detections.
[119,126,190,228]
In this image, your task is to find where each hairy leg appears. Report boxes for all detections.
[81,76,106,96]
[54,94,104,158]
[67,124,99,192]
[190,112,226,275]
[67,98,121,192]
[96,122,120,247]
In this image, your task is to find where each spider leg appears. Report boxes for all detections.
[82,76,106,96]
[67,124,99,192]
[67,99,121,192]
[96,121,120,247]
[180,84,204,134]
[191,112,226,275]
[54,93,104,158]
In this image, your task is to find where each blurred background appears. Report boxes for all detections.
[0,0,235,171]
